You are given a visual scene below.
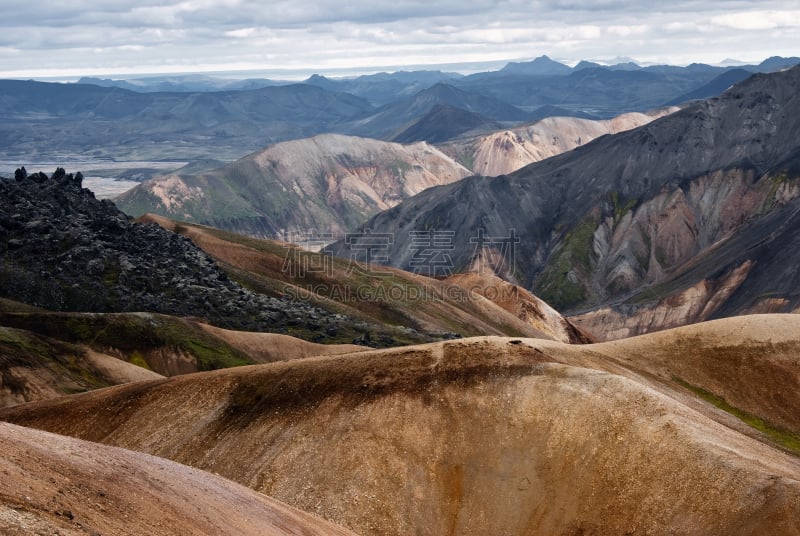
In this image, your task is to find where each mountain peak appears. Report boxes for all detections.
[500,55,571,76]
[573,60,604,71]
[758,56,800,71]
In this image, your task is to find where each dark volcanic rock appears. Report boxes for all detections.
[0,169,374,340]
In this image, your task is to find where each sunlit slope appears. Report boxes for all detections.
[3,315,800,534]
[0,422,356,536]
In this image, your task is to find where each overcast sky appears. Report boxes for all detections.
[2,1,799,80]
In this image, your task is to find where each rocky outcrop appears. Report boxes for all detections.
[116,134,471,239]
[0,168,390,344]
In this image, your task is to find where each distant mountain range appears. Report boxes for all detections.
[76,55,800,97]
[0,81,375,160]
[115,107,670,239]
[329,65,800,340]
[2,56,798,162]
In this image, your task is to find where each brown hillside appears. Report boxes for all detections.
[0,422,356,535]
[198,323,365,363]
[0,309,363,407]
[140,214,556,341]
[445,272,592,343]
[0,325,163,407]
[3,315,800,535]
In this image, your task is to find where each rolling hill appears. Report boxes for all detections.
[0,306,365,407]
[0,421,356,535]
[3,315,799,535]
[0,323,163,408]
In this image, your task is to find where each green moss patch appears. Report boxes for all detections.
[0,312,254,373]
[674,376,800,457]
[537,215,598,310]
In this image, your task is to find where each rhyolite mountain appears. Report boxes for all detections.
[440,106,678,176]
[116,108,677,239]
[0,167,585,351]
[115,133,471,238]
[330,65,800,338]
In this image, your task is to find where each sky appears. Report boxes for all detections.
[1,1,799,80]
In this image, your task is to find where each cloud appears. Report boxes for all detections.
[0,0,798,79]
[711,9,800,30]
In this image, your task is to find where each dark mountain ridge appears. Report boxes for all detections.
[665,68,754,105]
[330,66,800,323]
[390,104,503,143]
[346,82,531,139]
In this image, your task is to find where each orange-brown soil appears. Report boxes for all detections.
[3,315,800,535]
